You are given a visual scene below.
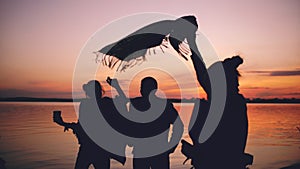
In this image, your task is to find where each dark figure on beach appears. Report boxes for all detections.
[182,55,253,169]
[107,77,184,169]
[53,80,126,169]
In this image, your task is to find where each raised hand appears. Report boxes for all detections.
[106,77,119,88]
[53,111,64,125]
[106,76,129,103]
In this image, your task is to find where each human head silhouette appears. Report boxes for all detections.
[140,77,158,97]
[82,80,104,99]
[222,55,243,94]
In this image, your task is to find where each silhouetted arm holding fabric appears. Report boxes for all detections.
[187,34,211,98]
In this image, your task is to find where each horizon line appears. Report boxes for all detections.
[0,97,300,104]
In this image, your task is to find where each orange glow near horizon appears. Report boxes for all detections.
[0,1,299,99]
[0,56,299,99]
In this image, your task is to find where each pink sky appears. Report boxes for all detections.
[0,0,299,98]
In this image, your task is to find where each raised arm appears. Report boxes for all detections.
[53,114,76,132]
[187,35,211,98]
[106,77,129,102]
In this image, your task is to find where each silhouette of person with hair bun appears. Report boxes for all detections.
[53,80,126,169]
[182,56,253,169]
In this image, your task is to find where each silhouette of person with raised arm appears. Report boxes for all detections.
[85,13,252,168]
[53,80,126,169]
[182,56,253,169]
[107,77,184,169]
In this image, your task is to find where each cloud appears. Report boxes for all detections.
[242,87,270,90]
[269,70,300,76]
[284,92,300,96]
[246,68,300,76]
[250,89,300,99]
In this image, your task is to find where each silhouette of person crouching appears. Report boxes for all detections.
[182,56,253,169]
[53,80,125,169]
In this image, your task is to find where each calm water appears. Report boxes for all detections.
[0,102,299,169]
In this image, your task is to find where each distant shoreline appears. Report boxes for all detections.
[0,97,300,104]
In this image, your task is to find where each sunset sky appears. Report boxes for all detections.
[0,0,299,99]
